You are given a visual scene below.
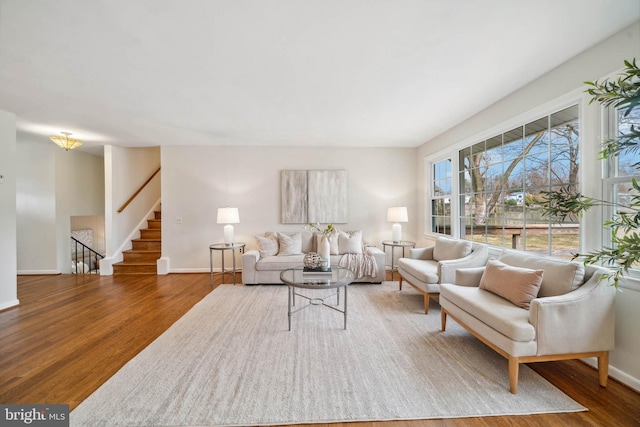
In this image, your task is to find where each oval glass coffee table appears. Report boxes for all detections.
[280,266,355,331]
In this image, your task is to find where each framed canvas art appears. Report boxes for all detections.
[281,170,347,224]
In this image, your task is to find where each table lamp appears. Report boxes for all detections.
[387,207,408,243]
[217,207,240,244]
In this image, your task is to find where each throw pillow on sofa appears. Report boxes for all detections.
[277,232,302,256]
[255,235,278,257]
[433,236,472,261]
[479,258,543,309]
[338,230,363,254]
[498,249,585,297]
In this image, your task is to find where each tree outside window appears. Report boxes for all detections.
[430,159,452,235]
[458,105,580,257]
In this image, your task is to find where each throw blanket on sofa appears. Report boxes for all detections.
[339,247,378,279]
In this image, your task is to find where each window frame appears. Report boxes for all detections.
[602,104,640,285]
[427,157,455,236]
[424,100,583,258]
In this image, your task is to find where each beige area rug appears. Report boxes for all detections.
[71,282,585,426]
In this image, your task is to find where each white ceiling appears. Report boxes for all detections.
[1,1,639,155]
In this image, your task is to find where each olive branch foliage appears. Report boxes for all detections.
[540,59,640,286]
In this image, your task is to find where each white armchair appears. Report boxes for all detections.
[440,250,616,393]
[397,237,489,313]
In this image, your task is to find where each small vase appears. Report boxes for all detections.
[320,235,331,268]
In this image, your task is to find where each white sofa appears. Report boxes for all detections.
[397,237,489,313]
[242,230,385,284]
[440,249,616,394]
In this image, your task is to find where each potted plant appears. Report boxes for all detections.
[540,59,639,286]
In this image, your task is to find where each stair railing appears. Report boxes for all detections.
[117,166,161,213]
[71,237,105,274]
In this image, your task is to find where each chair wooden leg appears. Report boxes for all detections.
[441,309,447,331]
[508,356,519,394]
[598,352,609,387]
[423,294,429,314]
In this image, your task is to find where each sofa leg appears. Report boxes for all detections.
[441,309,447,331]
[399,277,403,291]
[424,294,429,314]
[508,357,519,394]
[598,352,609,387]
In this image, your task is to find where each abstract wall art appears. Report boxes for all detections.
[281,170,347,224]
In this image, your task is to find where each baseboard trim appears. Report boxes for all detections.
[157,257,170,275]
[17,270,61,275]
[169,268,215,273]
[0,299,20,311]
[582,357,640,393]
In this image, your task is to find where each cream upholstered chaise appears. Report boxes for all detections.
[397,237,489,313]
[440,249,616,394]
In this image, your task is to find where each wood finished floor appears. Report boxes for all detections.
[1,272,639,426]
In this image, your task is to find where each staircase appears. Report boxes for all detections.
[113,210,161,275]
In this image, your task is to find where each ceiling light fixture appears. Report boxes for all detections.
[50,131,83,151]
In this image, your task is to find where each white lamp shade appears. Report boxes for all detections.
[387,207,408,222]
[217,207,240,224]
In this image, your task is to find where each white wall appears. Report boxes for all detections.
[16,138,105,274]
[161,145,417,272]
[0,109,18,310]
[17,138,58,273]
[416,21,640,391]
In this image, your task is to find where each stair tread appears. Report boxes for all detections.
[112,210,161,275]
[114,260,156,264]
[113,271,156,275]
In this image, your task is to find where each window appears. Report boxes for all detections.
[611,104,640,178]
[430,158,452,235]
[458,105,580,257]
[604,103,640,272]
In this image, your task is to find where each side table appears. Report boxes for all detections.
[381,240,416,280]
[209,242,245,286]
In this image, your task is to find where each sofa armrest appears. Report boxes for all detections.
[409,247,434,260]
[438,244,489,283]
[366,245,384,256]
[241,250,260,284]
[529,269,616,356]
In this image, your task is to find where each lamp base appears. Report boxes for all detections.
[223,224,234,245]
[392,222,402,243]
